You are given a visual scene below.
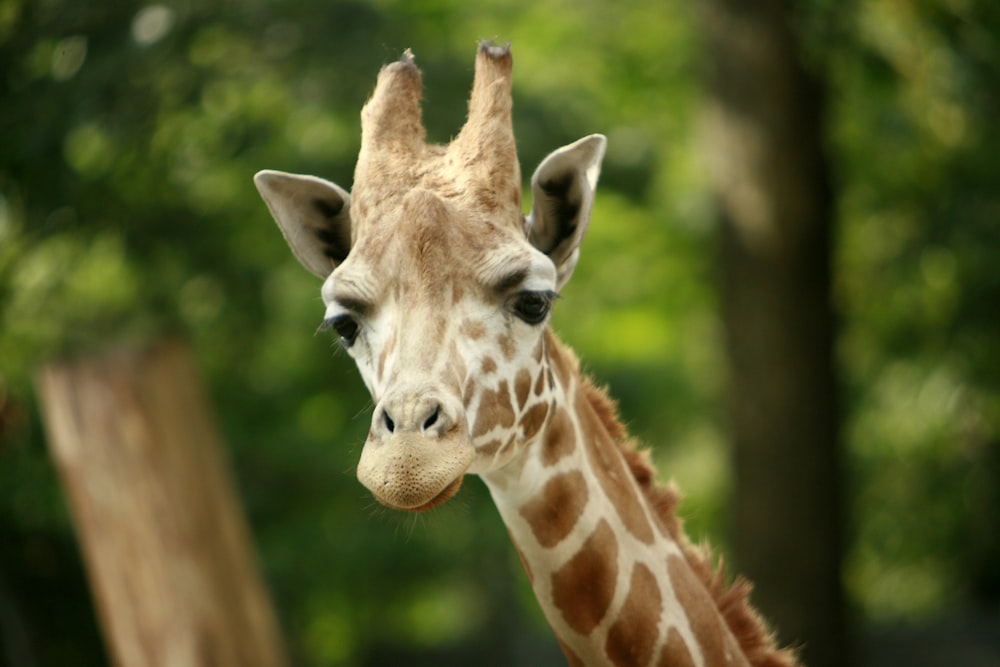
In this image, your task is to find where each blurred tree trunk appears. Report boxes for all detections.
[35,340,288,667]
[699,1,847,665]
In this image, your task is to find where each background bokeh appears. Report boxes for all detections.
[1,0,998,665]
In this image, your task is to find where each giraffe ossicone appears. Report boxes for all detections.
[255,42,798,667]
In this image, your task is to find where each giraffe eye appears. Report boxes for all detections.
[510,291,555,325]
[320,314,360,347]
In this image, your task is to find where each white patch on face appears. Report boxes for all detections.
[522,250,559,293]
[320,272,338,309]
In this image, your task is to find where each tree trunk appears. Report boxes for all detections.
[699,1,847,665]
[35,339,288,667]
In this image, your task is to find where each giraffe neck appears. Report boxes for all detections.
[480,330,753,667]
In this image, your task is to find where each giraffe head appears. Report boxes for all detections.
[255,43,605,512]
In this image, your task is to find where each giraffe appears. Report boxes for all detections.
[254,43,799,667]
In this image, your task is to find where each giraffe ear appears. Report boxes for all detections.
[526,134,607,289]
[254,170,353,278]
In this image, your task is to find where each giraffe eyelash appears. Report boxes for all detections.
[318,314,361,347]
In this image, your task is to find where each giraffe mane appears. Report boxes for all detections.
[579,378,799,667]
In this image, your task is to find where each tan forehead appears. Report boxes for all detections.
[352,143,520,227]
[335,187,546,301]
[338,44,531,300]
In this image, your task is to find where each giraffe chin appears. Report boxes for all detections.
[398,476,465,513]
[364,472,466,513]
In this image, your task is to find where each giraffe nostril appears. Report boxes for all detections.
[383,410,395,434]
[423,406,440,431]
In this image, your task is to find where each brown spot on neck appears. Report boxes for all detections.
[659,628,697,667]
[606,563,663,667]
[519,401,549,442]
[519,470,588,548]
[551,519,618,636]
[541,406,575,466]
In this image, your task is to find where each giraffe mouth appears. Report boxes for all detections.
[403,476,465,513]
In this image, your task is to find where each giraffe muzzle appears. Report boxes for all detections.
[356,391,475,512]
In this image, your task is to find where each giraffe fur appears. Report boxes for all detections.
[254,41,799,667]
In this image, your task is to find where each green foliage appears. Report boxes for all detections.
[832,0,1000,620]
[1,0,998,664]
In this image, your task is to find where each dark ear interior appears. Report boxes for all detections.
[531,170,582,256]
[253,170,353,278]
[526,134,607,289]
[310,197,351,264]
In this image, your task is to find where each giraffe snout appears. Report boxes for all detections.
[374,390,456,439]
[358,387,474,512]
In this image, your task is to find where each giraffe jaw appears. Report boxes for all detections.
[356,431,475,512]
